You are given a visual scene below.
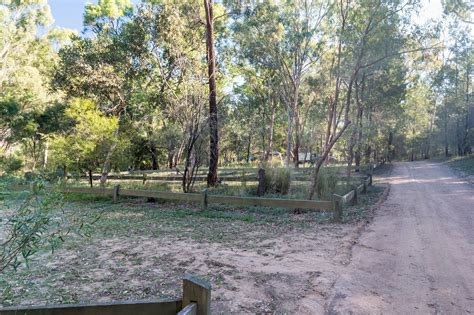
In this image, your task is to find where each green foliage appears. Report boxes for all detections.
[0,155,23,174]
[442,0,472,24]
[49,99,119,173]
[84,0,133,26]
[0,176,100,274]
[0,180,64,272]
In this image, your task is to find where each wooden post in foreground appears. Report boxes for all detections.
[201,189,208,211]
[332,194,343,222]
[182,275,211,315]
[368,174,373,186]
[113,184,120,203]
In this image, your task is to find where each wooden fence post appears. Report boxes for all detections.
[332,194,343,222]
[113,184,120,203]
[182,275,211,315]
[363,181,367,193]
[201,189,208,211]
[351,185,358,205]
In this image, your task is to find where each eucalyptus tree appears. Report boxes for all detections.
[433,24,473,157]
[308,0,417,199]
[0,0,69,169]
[52,0,138,184]
[233,0,328,167]
[124,0,224,190]
[203,0,220,186]
[442,0,473,24]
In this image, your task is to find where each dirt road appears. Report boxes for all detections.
[327,161,474,314]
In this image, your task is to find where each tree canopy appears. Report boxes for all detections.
[0,0,472,197]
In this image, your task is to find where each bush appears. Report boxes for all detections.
[0,179,98,273]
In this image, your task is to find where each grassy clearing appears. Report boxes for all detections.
[63,164,369,202]
[0,183,384,308]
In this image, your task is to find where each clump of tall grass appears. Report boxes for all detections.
[316,167,339,200]
[261,163,292,195]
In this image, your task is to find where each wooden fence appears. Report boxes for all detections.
[11,174,372,222]
[0,276,210,315]
[69,172,370,183]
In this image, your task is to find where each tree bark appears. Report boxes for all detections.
[292,89,300,168]
[150,141,158,170]
[444,107,449,157]
[246,133,251,163]
[387,131,393,162]
[100,127,119,186]
[88,169,93,188]
[204,0,219,187]
[285,108,294,167]
[265,100,276,161]
[43,140,49,169]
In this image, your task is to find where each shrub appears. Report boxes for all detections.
[0,179,98,273]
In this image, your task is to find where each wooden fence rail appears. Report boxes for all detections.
[0,276,210,315]
[69,173,371,183]
[11,172,373,222]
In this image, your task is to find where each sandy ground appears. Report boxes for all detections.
[0,183,385,313]
[9,161,473,313]
[327,161,474,314]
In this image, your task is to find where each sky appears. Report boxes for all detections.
[49,0,445,32]
[48,0,90,31]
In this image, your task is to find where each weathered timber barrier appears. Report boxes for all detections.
[0,276,210,315]
[11,174,373,222]
[11,184,338,218]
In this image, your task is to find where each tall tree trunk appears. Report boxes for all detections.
[354,109,363,171]
[387,131,393,162]
[204,0,219,187]
[168,152,174,169]
[43,140,49,169]
[174,138,186,169]
[246,133,252,163]
[292,89,300,168]
[285,108,294,167]
[463,67,471,155]
[32,140,37,171]
[444,107,449,157]
[456,118,462,156]
[88,169,93,188]
[266,102,276,161]
[100,127,119,186]
[150,141,158,170]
